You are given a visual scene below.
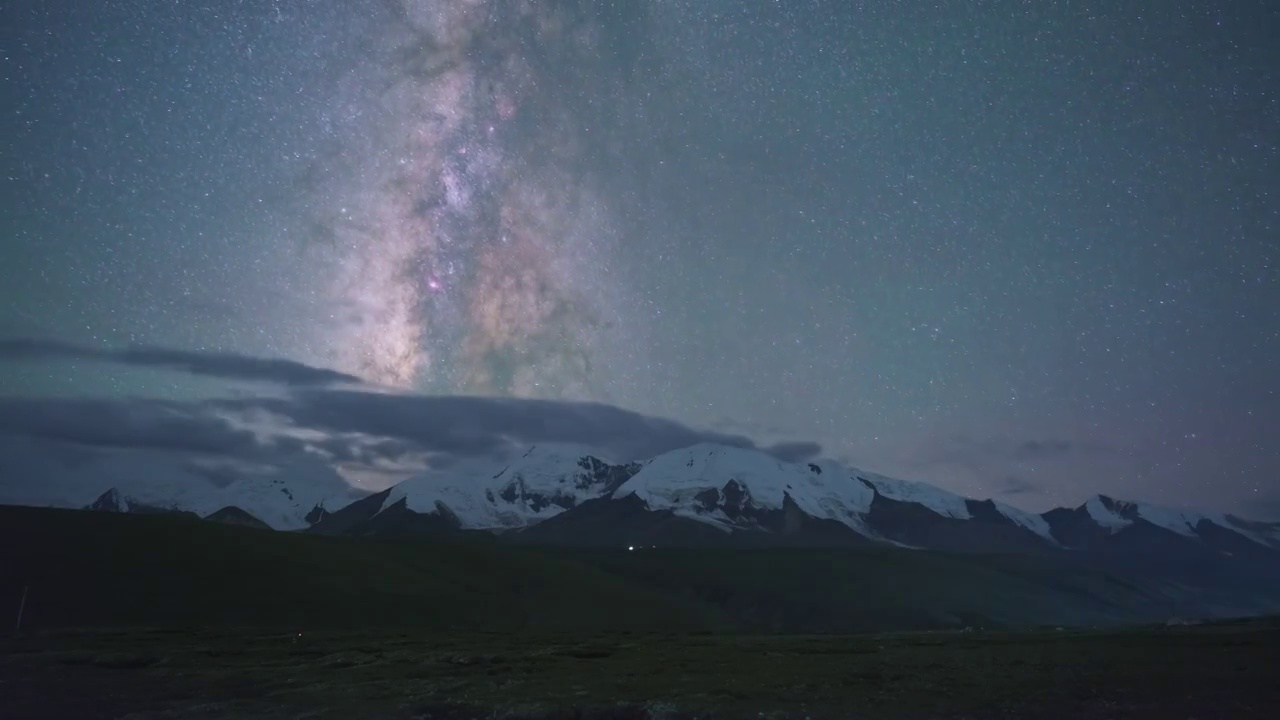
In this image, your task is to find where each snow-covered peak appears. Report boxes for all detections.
[1073,494,1280,551]
[218,454,362,531]
[617,443,810,508]
[1084,495,1133,530]
[855,471,972,520]
[803,459,876,515]
[491,443,631,498]
[1131,503,1209,538]
[614,445,874,533]
[0,435,364,531]
[993,500,1056,542]
[88,488,131,513]
[1084,494,1208,537]
[382,443,637,529]
[385,459,511,528]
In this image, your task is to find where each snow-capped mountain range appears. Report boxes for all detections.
[299,442,1280,560]
[10,438,1276,623]
[0,434,363,531]
[383,443,640,529]
[8,437,1278,562]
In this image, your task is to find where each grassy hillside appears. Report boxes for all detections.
[0,506,717,632]
[5,506,1277,718]
[569,546,1177,632]
[0,505,1193,633]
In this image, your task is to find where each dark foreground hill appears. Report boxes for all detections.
[0,504,1229,634]
[0,505,713,633]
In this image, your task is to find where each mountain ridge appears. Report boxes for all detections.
[17,440,1278,621]
[56,441,1279,556]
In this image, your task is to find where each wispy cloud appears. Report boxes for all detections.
[994,475,1042,496]
[1012,439,1075,461]
[918,433,1110,472]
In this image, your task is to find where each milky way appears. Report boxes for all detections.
[5,0,1276,518]
[299,0,644,398]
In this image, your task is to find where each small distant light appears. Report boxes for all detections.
[627,545,635,551]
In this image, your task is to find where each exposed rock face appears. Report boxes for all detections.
[492,455,641,515]
[513,493,735,547]
[86,489,199,519]
[305,504,331,526]
[204,506,272,530]
[308,489,396,536]
[87,488,130,513]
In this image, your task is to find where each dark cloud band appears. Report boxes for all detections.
[0,337,361,387]
[0,342,822,465]
[240,388,819,463]
[0,396,265,456]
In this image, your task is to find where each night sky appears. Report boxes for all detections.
[2,1,1277,517]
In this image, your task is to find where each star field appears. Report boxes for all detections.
[2,1,1277,517]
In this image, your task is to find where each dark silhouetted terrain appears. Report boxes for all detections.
[3,621,1278,719]
[0,504,1211,633]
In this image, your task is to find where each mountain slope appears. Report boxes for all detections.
[204,505,273,530]
[612,444,874,534]
[326,444,643,536]
[0,504,716,632]
[87,488,199,518]
[0,504,1226,633]
[314,444,1278,572]
[517,445,1071,555]
[8,435,1278,620]
[1045,494,1280,561]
